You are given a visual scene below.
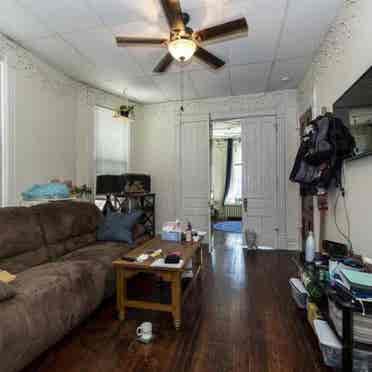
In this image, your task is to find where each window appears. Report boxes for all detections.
[95,106,130,176]
[225,139,242,204]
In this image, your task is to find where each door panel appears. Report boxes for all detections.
[242,116,278,249]
[180,121,210,236]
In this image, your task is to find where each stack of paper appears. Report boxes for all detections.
[150,258,184,269]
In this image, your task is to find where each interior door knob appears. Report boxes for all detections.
[243,198,248,212]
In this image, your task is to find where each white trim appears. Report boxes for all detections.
[0,56,16,207]
[176,93,294,250]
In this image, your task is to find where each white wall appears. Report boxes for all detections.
[14,64,77,199]
[131,90,300,249]
[298,0,372,256]
[0,33,130,205]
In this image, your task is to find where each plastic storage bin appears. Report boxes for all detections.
[314,319,342,368]
[289,278,308,309]
[314,319,372,371]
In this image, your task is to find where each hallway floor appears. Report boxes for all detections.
[23,232,330,372]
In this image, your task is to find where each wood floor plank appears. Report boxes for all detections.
[22,231,331,372]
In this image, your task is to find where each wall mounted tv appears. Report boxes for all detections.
[334,66,372,160]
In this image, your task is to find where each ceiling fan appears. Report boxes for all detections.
[115,0,248,73]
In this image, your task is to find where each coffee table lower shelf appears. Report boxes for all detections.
[114,251,202,330]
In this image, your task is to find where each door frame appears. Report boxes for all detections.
[211,111,287,250]
[0,54,16,207]
[176,98,291,250]
[240,115,279,249]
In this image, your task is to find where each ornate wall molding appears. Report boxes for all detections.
[0,32,127,105]
[311,0,362,83]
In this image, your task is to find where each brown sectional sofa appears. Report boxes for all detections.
[0,202,136,372]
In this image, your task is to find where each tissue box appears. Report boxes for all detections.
[161,231,182,242]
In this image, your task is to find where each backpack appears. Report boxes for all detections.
[304,114,355,166]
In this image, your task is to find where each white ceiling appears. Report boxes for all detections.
[0,0,343,103]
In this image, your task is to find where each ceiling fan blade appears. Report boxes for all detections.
[116,36,167,46]
[194,47,225,69]
[160,0,185,31]
[195,18,248,43]
[153,52,174,73]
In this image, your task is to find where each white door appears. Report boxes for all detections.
[242,116,278,249]
[179,120,210,238]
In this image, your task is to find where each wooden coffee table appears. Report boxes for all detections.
[113,237,203,330]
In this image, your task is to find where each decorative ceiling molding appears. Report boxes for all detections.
[311,0,362,83]
[0,32,128,107]
[144,90,291,119]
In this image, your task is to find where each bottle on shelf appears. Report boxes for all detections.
[185,221,192,243]
[305,231,316,263]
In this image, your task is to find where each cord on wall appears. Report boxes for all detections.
[333,164,353,254]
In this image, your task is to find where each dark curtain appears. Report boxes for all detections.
[223,139,233,205]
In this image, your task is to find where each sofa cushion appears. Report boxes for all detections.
[0,207,48,274]
[32,201,103,259]
[0,260,106,372]
[0,281,16,302]
[60,242,132,297]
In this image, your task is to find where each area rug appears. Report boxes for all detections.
[213,221,242,233]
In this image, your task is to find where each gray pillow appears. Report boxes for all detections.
[0,281,16,302]
[97,209,143,244]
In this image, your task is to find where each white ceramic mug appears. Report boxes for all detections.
[136,322,152,340]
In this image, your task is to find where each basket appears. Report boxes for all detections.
[289,278,308,309]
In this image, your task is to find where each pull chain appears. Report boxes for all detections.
[180,66,184,113]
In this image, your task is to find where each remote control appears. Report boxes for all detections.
[121,256,136,262]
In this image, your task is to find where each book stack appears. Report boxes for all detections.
[336,269,372,302]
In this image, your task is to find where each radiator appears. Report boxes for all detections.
[224,204,242,219]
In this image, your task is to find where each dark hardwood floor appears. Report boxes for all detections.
[23,231,330,372]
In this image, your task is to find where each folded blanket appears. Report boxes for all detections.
[21,182,70,200]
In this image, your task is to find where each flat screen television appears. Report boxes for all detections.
[334,66,372,160]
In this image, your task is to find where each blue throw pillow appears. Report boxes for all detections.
[97,209,143,244]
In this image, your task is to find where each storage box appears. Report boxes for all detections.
[289,278,308,309]
[314,320,342,368]
[161,231,182,242]
[329,298,372,345]
[314,319,372,371]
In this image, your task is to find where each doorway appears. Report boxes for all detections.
[210,116,279,250]
[210,120,242,234]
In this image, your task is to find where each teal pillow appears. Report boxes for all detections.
[97,210,143,244]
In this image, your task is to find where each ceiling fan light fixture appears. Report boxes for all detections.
[168,38,196,62]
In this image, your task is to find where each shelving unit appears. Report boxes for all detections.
[292,257,372,372]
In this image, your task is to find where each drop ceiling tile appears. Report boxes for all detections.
[18,0,102,33]
[278,0,343,59]
[268,56,312,92]
[189,68,231,99]
[124,76,165,103]
[89,75,161,102]
[87,0,163,27]
[230,63,271,96]
[0,0,52,41]
[152,72,199,101]
[222,2,286,65]
[62,27,144,76]
[23,36,95,80]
